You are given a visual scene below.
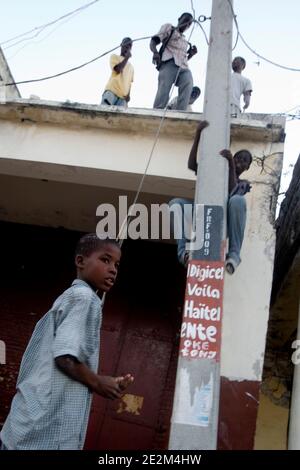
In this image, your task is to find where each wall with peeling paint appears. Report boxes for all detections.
[255,392,289,449]
[217,135,284,448]
[221,138,284,381]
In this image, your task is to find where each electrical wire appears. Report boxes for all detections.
[1,17,198,88]
[190,0,210,45]
[1,35,153,88]
[7,9,86,61]
[1,0,100,49]
[194,20,209,46]
[232,28,239,51]
[226,0,300,72]
[281,105,300,114]
[117,20,197,243]
[190,0,196,19]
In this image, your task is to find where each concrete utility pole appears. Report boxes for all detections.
[169,0,233,450]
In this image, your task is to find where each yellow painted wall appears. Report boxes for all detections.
[255,391,289,450]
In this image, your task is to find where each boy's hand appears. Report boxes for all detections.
[220,149,233,161]
[188,45,198,58]
[94,375,123,400]
[239,180,252,194]
[124,50,132,59]
[197,120,209,131]
[116,373,134,391]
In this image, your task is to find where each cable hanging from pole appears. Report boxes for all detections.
[226,0,300,72]
[117,19,198,245]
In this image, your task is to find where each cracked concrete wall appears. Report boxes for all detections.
[0,102,286,448]
[217,136,284,449]
[218,136,283,449]
[0,106,285,382]
[254,391,289,449]
[254,344,291,449]
[221,138,284,381]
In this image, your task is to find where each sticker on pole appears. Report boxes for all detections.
[172,369,214,427]
[187,205,224,261]
[179,259,224,362]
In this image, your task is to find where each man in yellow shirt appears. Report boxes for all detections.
[101,38,134,107]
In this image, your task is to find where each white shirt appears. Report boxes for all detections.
[231,72,252,111]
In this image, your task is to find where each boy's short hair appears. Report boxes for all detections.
[233,149,253,164]
[75,233,120,257]
[232,56,246,72]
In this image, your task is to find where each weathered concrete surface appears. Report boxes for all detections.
[0,47,20,100]
[0,98,286,449]
[257,155,300,449]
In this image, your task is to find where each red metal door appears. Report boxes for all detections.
[0,222,184,450]
[85,240,185,450]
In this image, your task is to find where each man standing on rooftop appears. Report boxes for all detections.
[101,37,134,107]
[150,13,198,111]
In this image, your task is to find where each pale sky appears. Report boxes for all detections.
[1,0,299,201]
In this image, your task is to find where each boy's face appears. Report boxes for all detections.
[234,154,251,176]
[76,243,121,293]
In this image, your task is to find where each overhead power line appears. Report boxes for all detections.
[7,9,90,61]
[1,0,100,49]
[3,2,300,90]
[2,15,199,89]
[1,35,152,88]
[190,0,196,19]
[226,0,300,72]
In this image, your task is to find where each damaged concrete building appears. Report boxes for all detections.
[0,47,289,449]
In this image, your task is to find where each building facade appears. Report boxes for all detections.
[0,51,286,448]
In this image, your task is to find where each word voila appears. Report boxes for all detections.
[187,282,220,299]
